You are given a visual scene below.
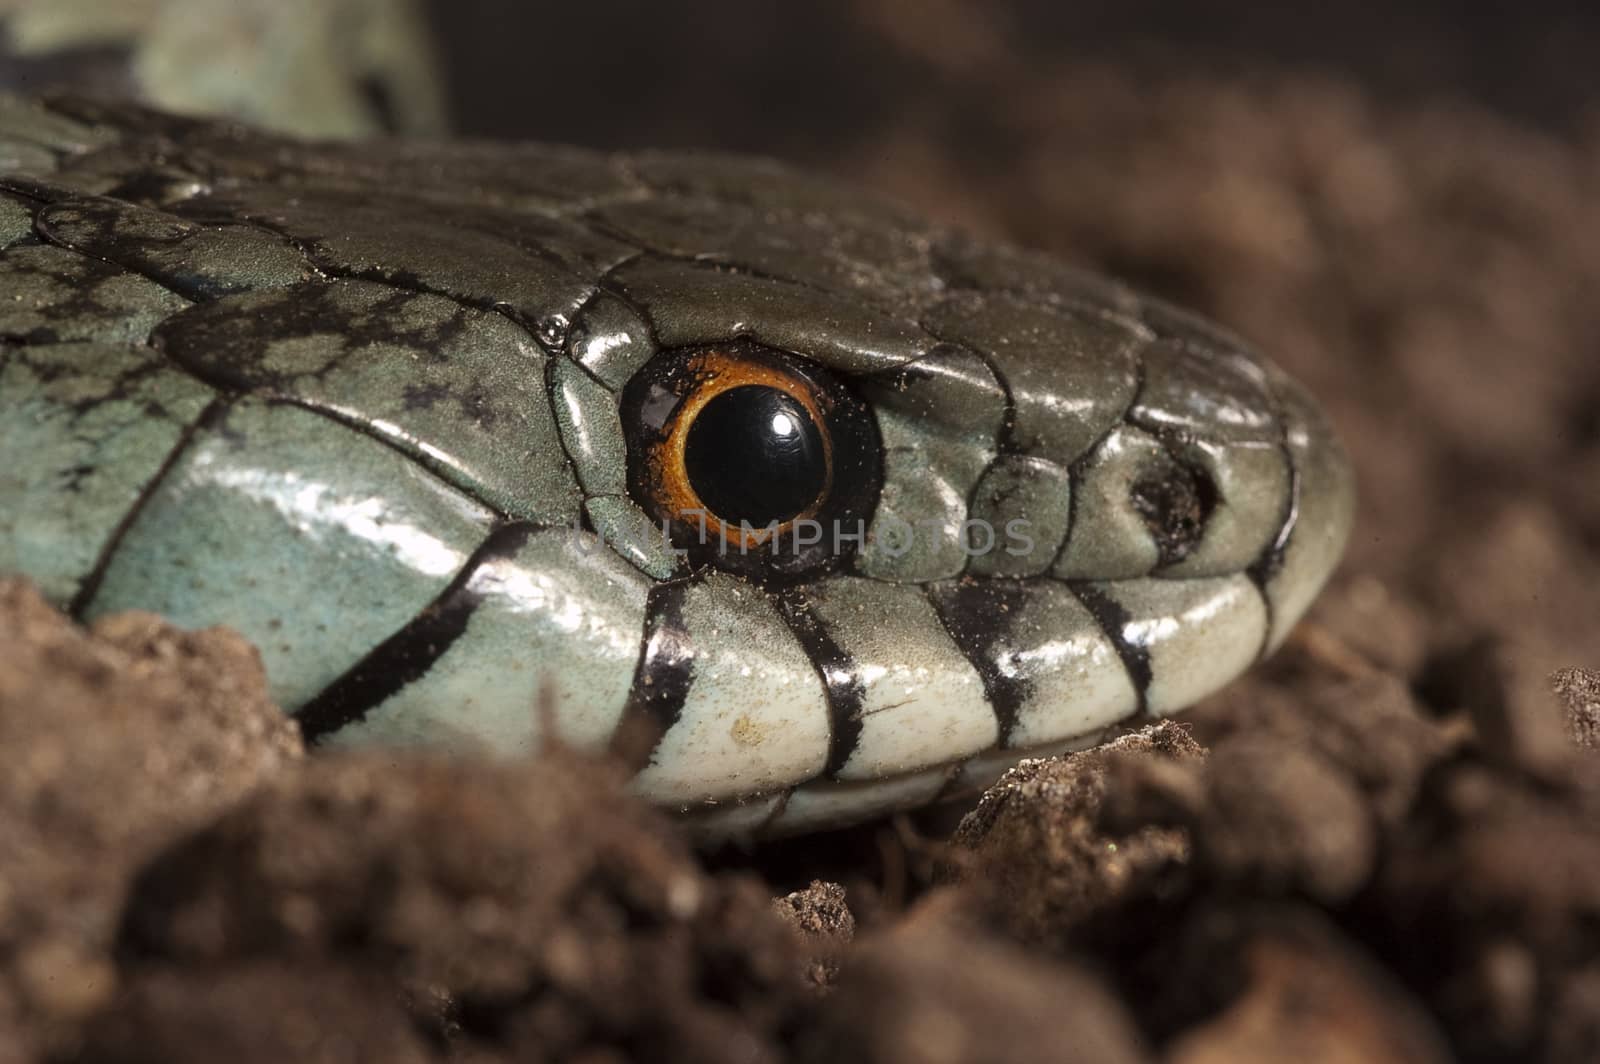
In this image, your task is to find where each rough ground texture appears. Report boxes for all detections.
[6,4,1600,1061]
[0,580,301,1064]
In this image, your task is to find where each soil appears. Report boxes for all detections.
[5,4,1600,1061]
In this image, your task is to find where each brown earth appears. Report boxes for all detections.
[6,5,1600,1061]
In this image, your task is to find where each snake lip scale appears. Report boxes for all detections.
[0,93,1355,839]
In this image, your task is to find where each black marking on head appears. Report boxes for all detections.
[400,381,451,411]
[1066,582,1153,714]
[609,579,697,772]
[926,579,1032,745]
[1130,454,1217,568]
[294,522,538,743]
[152,280,483,389]
[68,397,226,620]
[771,588,866,778]
[1124,342,1206,570]
[0,243,189,341]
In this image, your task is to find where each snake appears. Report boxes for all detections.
[0,91,1354,838]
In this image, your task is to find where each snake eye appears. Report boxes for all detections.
[621,343,881,579]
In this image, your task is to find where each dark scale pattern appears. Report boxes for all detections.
[0,94,1350,834]
[770,587,869,778]
[612,580,698,770]
[295,523,539,742]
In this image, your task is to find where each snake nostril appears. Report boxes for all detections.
[1130,462,1217,566]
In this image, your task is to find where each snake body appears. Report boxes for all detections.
[0,95,1353,837]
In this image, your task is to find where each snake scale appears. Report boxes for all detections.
[0,92,1353,838]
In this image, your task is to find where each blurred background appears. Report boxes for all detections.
[436,0,1599,144]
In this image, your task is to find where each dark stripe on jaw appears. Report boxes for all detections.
[925,578,1032,745]
[1066,581,1154,714]
[608,578,696,772]
[771,587,866,778]
[295,522,538,743]
[69,397,227,621]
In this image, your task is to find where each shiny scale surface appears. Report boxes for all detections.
[0,94,1354,838]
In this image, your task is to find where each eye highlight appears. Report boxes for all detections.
[621,343,880,579]
[683,385,829,526]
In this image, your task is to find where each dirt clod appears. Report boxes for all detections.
[1551,667,1600,751]
[794,917,1150,1064]
[0,579,300,1059]
[113,751,806,1064]
[773,881,855,990]
[1160,907,1453,1064]
[952,723,1203,945]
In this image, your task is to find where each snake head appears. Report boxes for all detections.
[8,102,1351,836]
[581,188,1354,833]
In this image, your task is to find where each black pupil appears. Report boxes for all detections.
[683,385,827,527]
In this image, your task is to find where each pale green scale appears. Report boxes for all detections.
[801,576,996,780]
[152,280,581,524]
[856,410,984,581]
[1089,574,1270,715]
[1264,371,1356,652]
[86,399,497,708]
[631,571,832,806]
[551,357,630,497]
[924,291,1147,463]
[774,765,956,836]
[609,256,931,375]
[37,195,315,298]
[325,526,652,755]
[582,495,684,581]
[1129,336,1291,577]
[966,455,1074,578]
[0,243,190,343]
[854,347,1006,582]
[0,341,213,602]
[569,292,658,390]
[929,578,1140,749]
[1160,436,1290,578]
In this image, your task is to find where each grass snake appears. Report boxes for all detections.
[0,92,1353,837]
